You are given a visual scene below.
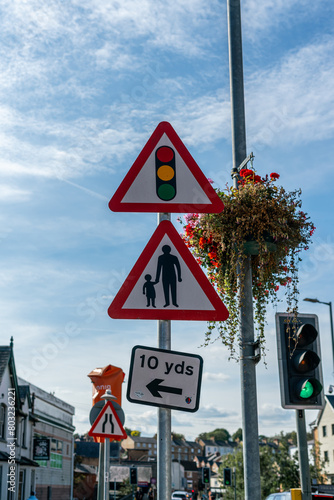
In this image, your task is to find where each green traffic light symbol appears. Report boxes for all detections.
[297,377,323,400]
[156,146,176,201]
[300,380,314,398]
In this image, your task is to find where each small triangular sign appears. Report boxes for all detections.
[109,121,225,214]
[108,220,229,321]
[88,401,127,440]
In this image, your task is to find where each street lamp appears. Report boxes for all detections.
[303,298,334,376]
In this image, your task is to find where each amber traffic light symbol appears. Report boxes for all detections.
[155,146,176,201]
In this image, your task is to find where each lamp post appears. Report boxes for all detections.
[303,297,334,375]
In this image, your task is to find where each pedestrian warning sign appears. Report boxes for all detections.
[108,220,229,321]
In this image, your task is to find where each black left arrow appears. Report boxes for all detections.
[146,379,183,398]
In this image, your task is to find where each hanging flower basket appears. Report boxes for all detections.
[179,169,315,359]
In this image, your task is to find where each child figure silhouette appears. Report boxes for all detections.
[143,274,156,307]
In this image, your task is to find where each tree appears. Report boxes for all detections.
[232,428,242,442]
[218,439,300,500]
[172,432,185,441]
[119,478,133,497]
[218,447,244,500]
[130,430,141,437]
[197,428,231,442]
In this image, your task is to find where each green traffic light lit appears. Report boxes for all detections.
[299,380,314,399]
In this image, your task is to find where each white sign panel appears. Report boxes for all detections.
[127,345,203,412]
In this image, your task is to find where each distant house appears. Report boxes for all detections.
[121,435,202,462]
[196,437,236,457]
[121,435,158,461]
[314,394,334,483]
[180,460,200,491]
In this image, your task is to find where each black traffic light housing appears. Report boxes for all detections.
[202,467,210,485]
[276,313,324,409]
[223,468,232,486]
[130,466,138,485]
[155,146,176,201]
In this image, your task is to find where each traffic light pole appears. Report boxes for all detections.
[296,410,312,500]
[227,1,261,498]
[157,212,171,500]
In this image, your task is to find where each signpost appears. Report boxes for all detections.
[107,121,229,500]
[127,345,203,412]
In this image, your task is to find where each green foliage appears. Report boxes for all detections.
[172,432,185,441]
[232,428,242,442]
[119,478,133,496]
[218,439,300,500]
[218,447,244,499]
[197,428,231,442]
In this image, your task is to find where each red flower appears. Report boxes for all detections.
[240,169,254,178]
[199,237,206,249]
[270,172,280,180]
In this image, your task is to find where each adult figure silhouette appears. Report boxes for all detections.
[155,244,182,307]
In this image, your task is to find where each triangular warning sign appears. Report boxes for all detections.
[88,401,127,440]
[108,220,229,321]
[109,121,224,214]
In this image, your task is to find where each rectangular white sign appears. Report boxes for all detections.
[127,345,203,412]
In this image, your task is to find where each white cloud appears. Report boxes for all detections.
[242,0,330,40]
[247,37,334,149]
[203,372,230,382]
[0,185,31,202]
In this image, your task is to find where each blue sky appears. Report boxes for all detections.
[1,0,334,440]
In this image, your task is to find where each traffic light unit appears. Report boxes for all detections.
[202,467,210,485]
[155,146,176,201]
[223,468,232,486]
[276,313,324,410]
[130,466,138,485]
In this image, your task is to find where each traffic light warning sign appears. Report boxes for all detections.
[108,220,229,321]
[108,121,225,214]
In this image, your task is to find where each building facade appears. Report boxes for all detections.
[314,394,334,483]
[20,378,75,500]
[0,339,75,500]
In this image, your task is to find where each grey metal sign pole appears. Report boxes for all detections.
[100,390,117,500]
[296,410,312,500]
[157,212,172,500]
[227,0,261,498]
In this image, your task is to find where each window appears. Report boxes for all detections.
[21,417,27,447]
[0,404,6,439]
[332,424,334,435]
[18,469,26,500]
[323,425,327,437]
[324,451,329,462]
[50,439,63,469]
